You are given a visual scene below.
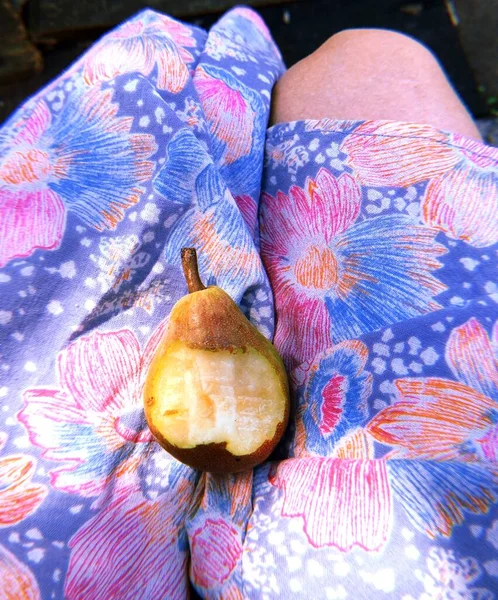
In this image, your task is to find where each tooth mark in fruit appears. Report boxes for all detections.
[143,248,290,473]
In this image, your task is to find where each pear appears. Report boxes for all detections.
[144,248,290,473]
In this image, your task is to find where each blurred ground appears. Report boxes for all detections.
[0,0,497,144]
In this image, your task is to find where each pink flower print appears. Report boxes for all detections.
[270,453,392,552]
[268,336,391,552]
[195,65,256,164]
[423,136,498,247]
[368,318,498,463]
[188,472,252,597]
[341,121,498,247]
[0,544,41,600]
[0,101,64,267]
[0,188,65,269]
[0,88,156,267]
[260,169,360,368]
[65,470,194,600]
[260,167,446,369]
[234,194,258,236]
[0,434,47,527]
[19,320,168,497]
[83,12,196,92]
[340,121,460,187]
[293,340,372,457]
[367,318,498,537]
[190,518,243,589]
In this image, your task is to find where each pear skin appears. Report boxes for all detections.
[144,248,290,473]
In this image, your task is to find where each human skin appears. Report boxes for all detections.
[270,28,482,140]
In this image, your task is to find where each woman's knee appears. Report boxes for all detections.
[270,28,481,139]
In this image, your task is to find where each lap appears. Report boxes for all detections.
[1,10,497,600]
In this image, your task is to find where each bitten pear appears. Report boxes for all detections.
[144,248,290,473]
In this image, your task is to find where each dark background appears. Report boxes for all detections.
[1,0,497,142]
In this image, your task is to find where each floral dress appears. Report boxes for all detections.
[1,7,497,599]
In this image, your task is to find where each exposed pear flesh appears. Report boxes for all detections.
[144,248,289,473]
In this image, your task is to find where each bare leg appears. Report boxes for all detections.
[271,29,481,140]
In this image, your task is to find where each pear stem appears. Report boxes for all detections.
[181,248,206,293]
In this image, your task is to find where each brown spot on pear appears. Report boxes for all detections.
[144,248,290,473]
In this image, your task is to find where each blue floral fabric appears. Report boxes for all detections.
[1,6,498,599]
